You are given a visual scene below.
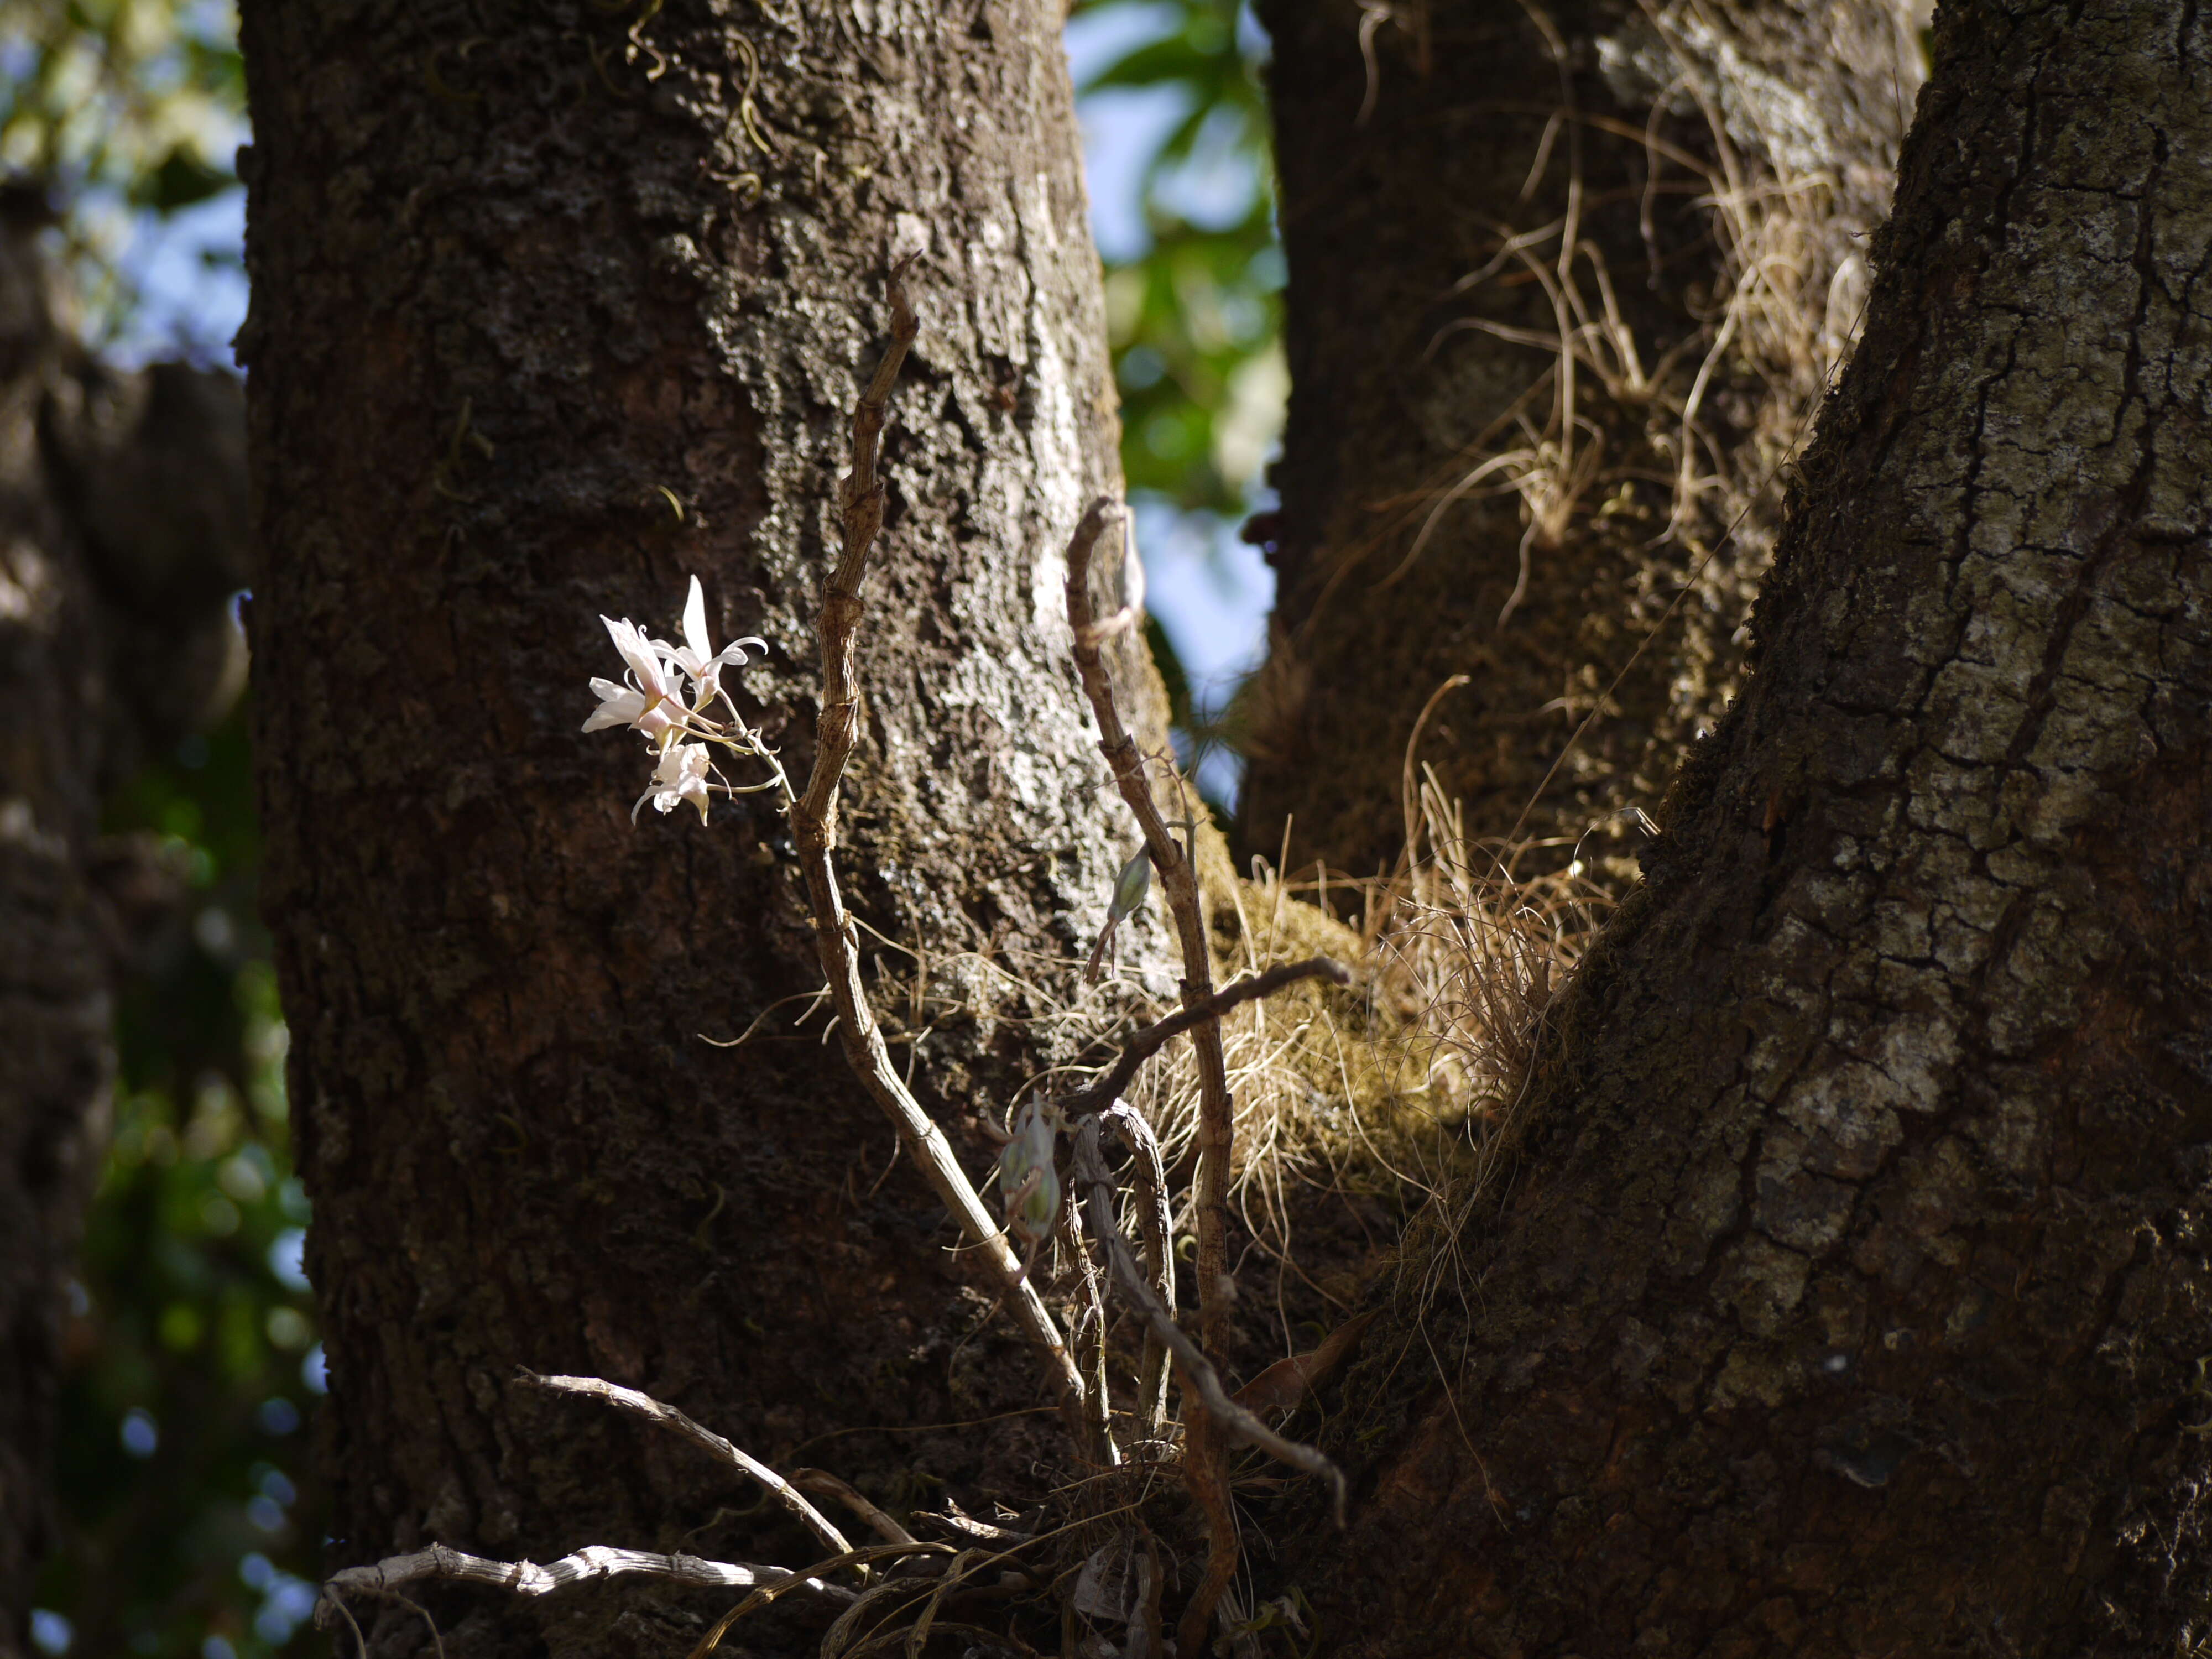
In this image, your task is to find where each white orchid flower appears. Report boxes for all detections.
[664,575,768,705]
[633,741,714,824]
[583,581,786,818]
[581,677,666,737]
[583,614,684,740]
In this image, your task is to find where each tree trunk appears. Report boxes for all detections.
[1243,0,1922,881]
[237,1,1147,1651]
[0,202,112,1659]
[0,199,247,1657]
[1269,1,2212,1650]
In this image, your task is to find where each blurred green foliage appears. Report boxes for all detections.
[1071,0,1281,808]
[1074,0,1282,518]
[0,0,245,342]
[4,4,317,1655]
[38,703,324,1659]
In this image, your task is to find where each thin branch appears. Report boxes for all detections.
[1140,1531,1170,1659]
[315,1543,858,1628]
[1062,499,1235,1348]
[1102,1100,1176,1437]
[784,261,1085,1413]
[518,1371,852,1561]
[1071,1115,1348,1524]
[1063,495,1246,1648]
[1057,958,1350,1118]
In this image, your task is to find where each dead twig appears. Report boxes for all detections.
[1128,1525,1166,1659]
[518,1371,853,1561]
[685,1542,957,1659]
[1071,1116,1345,1509]
[1061,1193,1120,1469]
[786,260,1084,1414]
[920,1501,1031,1545]
[1056,957,1350,1119]
[1062,496,1233,1355]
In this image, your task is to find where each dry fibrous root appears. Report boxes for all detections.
[310,1370,911,1647]
[322,267,1361,1658]
[519,1373,856,1561]
[1337,7,1871,613]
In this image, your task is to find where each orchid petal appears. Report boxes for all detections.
[603,615,672,700]
[682,575,711,662]
[583,680,648,732]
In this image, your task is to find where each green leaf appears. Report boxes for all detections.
[136,145,235,213]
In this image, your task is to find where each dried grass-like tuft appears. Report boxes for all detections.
[1298,6,1884,665]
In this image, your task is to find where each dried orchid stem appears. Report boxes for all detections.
[1129,1527,1166,1659]
[1057,958,1349,1119]
[518,1371,852,1562]
[1071,1118,1347,1512]
[1062,494,1244,1646]
[314,1543,857,1629]
[1060,498,1235,1359]
[786,262,1084,1412]
[1102,1101,1177,1438]
[1178,1411,1238,1658]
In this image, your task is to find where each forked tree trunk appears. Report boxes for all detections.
[1267,1,2212,1650]
[237,2,1147,1650]
[1244,0,1922,880]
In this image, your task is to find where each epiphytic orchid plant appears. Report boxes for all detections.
[310,268,1352,1659]
[581,575,789,823]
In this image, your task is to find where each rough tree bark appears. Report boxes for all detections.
[0,196,247,1656]
[1243,0,1922,879]
[237,1,1157,1652]
[1269,1,2212,1651]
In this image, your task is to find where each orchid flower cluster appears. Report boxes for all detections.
[582,575,789,823]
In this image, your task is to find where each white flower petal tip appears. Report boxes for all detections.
[662,581,768,702]
[682,575,711,661]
